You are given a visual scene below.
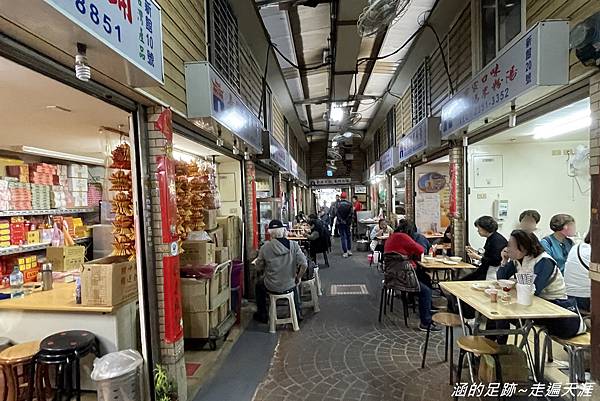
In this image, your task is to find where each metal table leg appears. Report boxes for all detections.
[456,299,474,382]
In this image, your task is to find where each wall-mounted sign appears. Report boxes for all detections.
[297,167,307,186]
[185,62,262,152]
[44,0,164,83]
[379,146,398,173]
[289,158,298,178]
[354,185,367,194]
[259,132,288,171]
[441,21,569,138]
[398,117,441,162]
[418,172,447,193]
[369,162,379,179]
[310,177,352,186]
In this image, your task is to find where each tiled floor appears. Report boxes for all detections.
[252,248,455,401]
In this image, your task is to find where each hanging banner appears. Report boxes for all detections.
[162,255,183,343]
[449,162,457,216]
[440,21,569,138]
[156,155,179,244]
[155,107,173,143]
[44,0,164,83]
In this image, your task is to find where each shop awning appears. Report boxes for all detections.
[398,117,441,164]
[1,0,164,86]
[440,20,569,139]
[185,61,263,153]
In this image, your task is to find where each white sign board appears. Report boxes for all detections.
[289,158,298,178]
[310,178,352,186]
[440,21,569,138]
[398,117,441,163]
[379,146,398,173]
[185,62,263,152]
[44,0,164,83]
[354,185,367,194]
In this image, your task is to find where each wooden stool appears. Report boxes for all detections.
[542,333,590,401]
[455,336,503,401]
[32,331,99,401]
[421,313,463,384]
[0,341,39,401]
[268,291,300,333]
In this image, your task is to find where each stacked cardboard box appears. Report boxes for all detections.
[8,182,31,210]
[68,165,88,208]
[81,256,137,306]
[182,261,231,339]
[217,215,241,260]
[180,240,215,266]
[29,163,57,185]
[0,179,10,211]
[31,184,51,210]
[5,165,29,183]
[46,245,85,271]
[51,185,68,209]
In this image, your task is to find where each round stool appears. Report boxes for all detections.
[33,331,99,401]
[300,278,320,313]
[548,333,590,395]
[421,312,463,384]
[455,336,502,401]
[268,291,300,334]
[0,341,39,401]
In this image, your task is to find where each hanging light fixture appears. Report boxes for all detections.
[216,128,224,147]
[75,43,91,82]
[244,147,250,160]
[232,139,240,155]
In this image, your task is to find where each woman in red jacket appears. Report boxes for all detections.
[384,230,440,331]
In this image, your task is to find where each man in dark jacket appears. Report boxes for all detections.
[336,192,354,257]
[307,214,330,265]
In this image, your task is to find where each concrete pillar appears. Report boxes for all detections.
[146,107,187,400]
[244,160,259,299]
[588,74,600,380]
[449,145,466,258]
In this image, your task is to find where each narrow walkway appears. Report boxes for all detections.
[252,247,453,401]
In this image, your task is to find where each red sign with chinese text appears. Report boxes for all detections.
[156,155,179,243]
[163,255,183,343]
[449,162,457,217]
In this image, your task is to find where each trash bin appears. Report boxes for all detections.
[91,350,143,401]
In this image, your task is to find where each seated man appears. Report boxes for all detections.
[254,219,308,323]
[307,214,330,264]
[369,218,394,253]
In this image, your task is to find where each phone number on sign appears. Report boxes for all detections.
[75,0,123,43]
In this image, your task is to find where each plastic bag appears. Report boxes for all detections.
[91,350,143,381]
[187,231,211,241]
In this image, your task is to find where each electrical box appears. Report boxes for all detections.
[493,199,509,221]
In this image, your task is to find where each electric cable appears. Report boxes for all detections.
[423,22,454,95]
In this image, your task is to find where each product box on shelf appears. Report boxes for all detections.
[81,256,137,307]
[68,164,88,179]
[202,209,218,230]
[26,230,40,244]
[67,178,88,192]
[45,245,85,271]
[180,240,215,266]
[206,226,223,247]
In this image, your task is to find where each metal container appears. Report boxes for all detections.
[42,263,53,291]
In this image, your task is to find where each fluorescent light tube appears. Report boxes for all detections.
[10,146,105,165]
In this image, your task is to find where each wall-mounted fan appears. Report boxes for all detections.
[567,144,590,194]
[357,0,411,37]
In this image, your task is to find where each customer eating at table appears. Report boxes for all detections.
[518,209,541,236]
[369,218,394,253]
[564,231,591,313]
[254,220,308,323]
[487,230,585,344]
[540,214,576,274]
[384,228,439,332]
[396,219,431,255]
[464,216,508,281]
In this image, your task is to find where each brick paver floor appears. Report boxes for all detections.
[252,248,454,401]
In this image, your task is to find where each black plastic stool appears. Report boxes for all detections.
[30,330,99,401]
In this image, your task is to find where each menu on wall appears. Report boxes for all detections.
[415,193,441,234]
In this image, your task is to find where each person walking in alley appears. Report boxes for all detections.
[336,192,354,257]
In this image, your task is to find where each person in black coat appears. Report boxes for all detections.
[307,214,330,262]
[463,216,508,281]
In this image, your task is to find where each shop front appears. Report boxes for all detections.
[398,117,446,241]
[0,1,167,398]
[378,145,398,220]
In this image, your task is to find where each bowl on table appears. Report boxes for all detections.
[449,256,462,262]
[423,256,436,263]
[497,279,516,290]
